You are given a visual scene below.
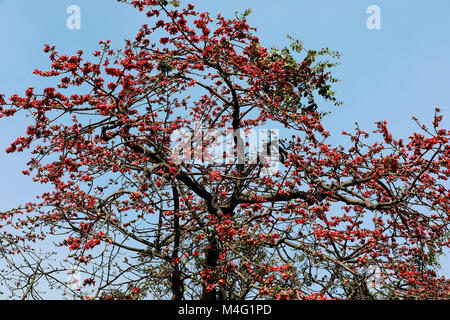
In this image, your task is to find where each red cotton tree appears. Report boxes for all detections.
[0,0,449,300]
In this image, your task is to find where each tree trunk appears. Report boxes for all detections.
[201,237,219,300]
[171,186,184,300]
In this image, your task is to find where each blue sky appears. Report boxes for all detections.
[0,0,449,286]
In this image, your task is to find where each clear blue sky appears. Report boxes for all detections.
[0,0,448,281]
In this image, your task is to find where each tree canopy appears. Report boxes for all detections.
[0,0,449,300]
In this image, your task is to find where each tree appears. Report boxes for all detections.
[0,0,449,300]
